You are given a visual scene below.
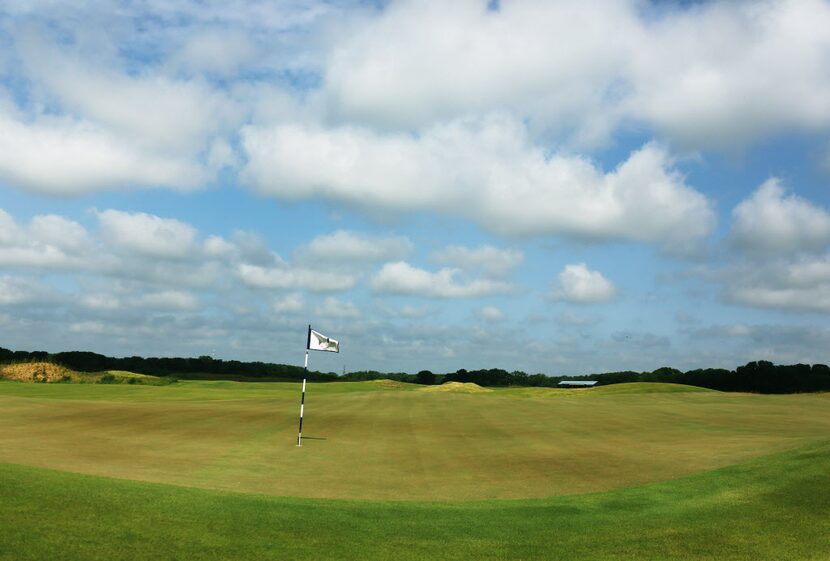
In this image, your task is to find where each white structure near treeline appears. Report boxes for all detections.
[558,380,598,387]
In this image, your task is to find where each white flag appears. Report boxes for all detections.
[307,328,339,353]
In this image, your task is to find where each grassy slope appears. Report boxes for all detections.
[2,440,829,561]
[1,379,828,500]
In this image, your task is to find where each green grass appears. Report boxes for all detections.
[1,440,828,561]
[1,379,828,500]
[1,379,828,559]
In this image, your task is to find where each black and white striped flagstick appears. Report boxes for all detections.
[297,325,311,447]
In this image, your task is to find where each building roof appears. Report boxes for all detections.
[558,380,598,386]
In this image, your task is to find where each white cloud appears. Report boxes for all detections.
[479,306,505,322]
[228,231,281,267]
[431,244,522,276]
[552,263,616,304]
[97,209,198,260]
[0,109,206,195]
[81,288,200,312]
[688,323,755,339]
[302,230,412,262]
[0,275,48,305]
[204,235,236,258]
[2,0,829,204]
[556,312,597,326]
[731,178,830,255]
[396,305,430,319]
[19,37,239,155]
[626,0,830,149]
[68,321,110,335]
[721,253,830,313]
[371,261,511,298]
[0,209,20,245]
[81,293,122,311]
[273,293,304,314]
[0,208,91,269]
[732,285,830,313]
[726,324,753,337]
[170,30,259,77]
[29,215,91,252]
[315,296,360,318]
[242,118,714,250]
[325,0,636,142]
[325,0,830,149]
[729,284,830,314]
[237,264,357,292]
[136,290,200,311]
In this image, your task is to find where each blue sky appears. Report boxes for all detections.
[1,0,830,375]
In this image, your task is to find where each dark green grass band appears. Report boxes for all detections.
[2,440,829,561]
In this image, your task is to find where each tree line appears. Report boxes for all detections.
[1,346,828,393]
[0,348,339,382]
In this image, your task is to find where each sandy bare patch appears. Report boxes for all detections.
[0,362,86,383]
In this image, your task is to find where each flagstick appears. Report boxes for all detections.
[297,350,308,447]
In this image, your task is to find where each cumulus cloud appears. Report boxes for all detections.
[325,0,634,143]
[689,324,754,339]
[242,118,714,250]
[316,296,360,318]
[28,214,92,252]
[391,305,431,319]
[170,30,259,77]
[371,261,511,298]
[728,283,830,314]
[301,230,412,263]
[80,293,122,311]
[730,178,830,255]
[237,264,357,292]
[0,208,91,269]
[479,306,505,322]
[273,293,304,314]
[2,0,830,203]
[97,210,198,260]
[325,0,830,149]
[552,263,616,304]
[0,108,207,195]
[137,290,200,311]
[18,36,239,154]
[0,275,53,305]
[717,182,830,313]
[0,206,370,297]
[78,288,201,312]
[720,253,830,313]
[431,244,522,276]
[625,0,830,148]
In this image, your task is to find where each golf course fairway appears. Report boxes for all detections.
[1,379,828,560]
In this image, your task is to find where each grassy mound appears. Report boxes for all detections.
[502,381,716,399]
[361,379,413,389]
[589,382,716,394]
[421,381,492,393]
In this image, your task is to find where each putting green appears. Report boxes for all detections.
[0,379,828,500]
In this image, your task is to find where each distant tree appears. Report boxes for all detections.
[415,370,436,385]
[646,367,682,382]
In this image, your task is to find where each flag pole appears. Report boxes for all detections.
[297,325,311,447]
